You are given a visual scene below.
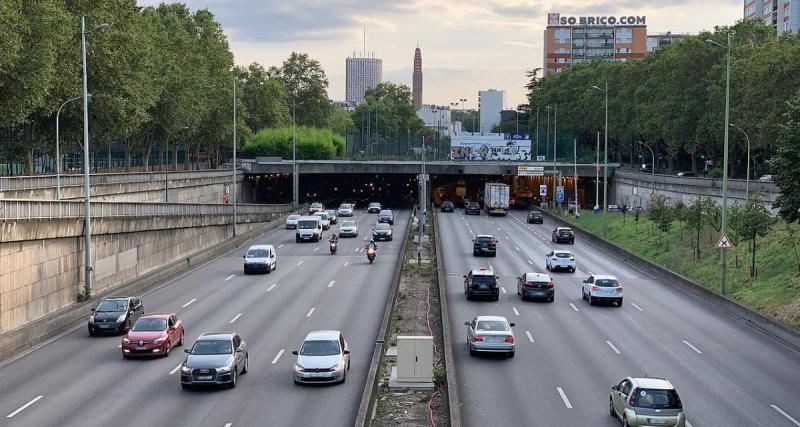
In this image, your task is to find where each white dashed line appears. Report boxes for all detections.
[514,246,520,251]
[117,344,121,348]
[501,287,507,294]
[497,228,501,231]
[505,236,509,240]
[630,302,643,312]
[313,246,320,252]
[569,303,580,312]
[181,298,197,308]
[686,422,694,427]
[606,341,621,354]
[278,244,285,249]
[682,340,702,354]
[229,313,243,323]
[297,260,304,266]
[587,270,594,275]
[306,307,316,318]
[344,261,350,267]
[771,405,800,426]
[6,395,43,418]
[169,363,182,375]
[527,259,534,265]
[525,331,535,343]
[354,248,359,253]
[225,275,235,281]
[556,387,573,409]
[267,283,278,292]
[328,280,336,288]
[225,423,232,427]
[271,349,285,364]
[512,307,519,316]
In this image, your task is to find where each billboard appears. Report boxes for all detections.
[547,12,646,26]
[450,133,532,161]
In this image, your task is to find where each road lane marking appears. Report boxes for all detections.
[306,307,316,318]
[630,302,643,312]
[514,246,520,251]
[501,287,507,294]
[354,248,359,253]
[169,363,182,375]
[344,261,350,267]
[328,280,336,288]
[686,422,694,427]
[587,270,594,275]
[771,405,800,426]
[181,298,197,308]
[497,228,501,231]
[6,395,43,418]
[267,283,278,292]
[556,387,573,409]
[297,260,304,266]
[225,274,235,281]
[117,344,121,348]
[512,307,519,316]
[569,303,580,312]
[682,340,702,354]
[505,236,509,240]
[278,244,285,249]
[271,349,285,364]
[229,313,243,323]
[525,331,535,343]
[313,246,319,252]
[606,341,621,354]
[225,423,232,427]
[527,259,534,265]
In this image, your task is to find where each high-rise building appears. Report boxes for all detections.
[543,12,647,75]
[413,46,423,110]
[744,0,800,33]
[478,90,505,133]
[346,54,382,104]
[646,32,690,53]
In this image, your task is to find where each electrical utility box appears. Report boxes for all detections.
[396,335,433,383]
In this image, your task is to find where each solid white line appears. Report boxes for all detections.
[271,349,285,364]
[514,246,520,251]
[225,274,235,281]
[6,395,43,418]
[525,331,535,343]
[771,405,800,426]
[569,303,579,312]
[682,340,702,354]
[229,313,242,323]
[556,387,573,409]
[278,244,285,249]
[512,307,519,316]
[306,307,316,318]
[169,363,182,375]
[313,246,319,251]
[501,287,507,294]
[267,283,278,292]
[328,280,336,288]
[297,260,304,266]
[606,341,621,354]
[630,302,643,312]
[181,298,197,308]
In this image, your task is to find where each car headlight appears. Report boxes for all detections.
[217,365,232,373]
[88,315,94,323]
[116,314,127,323]
[153,337,165,345]
[122,337,130,344]
[181,365,191,373]
[294,364,305,372]
[331,361,345,371]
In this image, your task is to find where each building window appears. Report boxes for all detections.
[616,47,631,53]
[785,21,791,31]
[555,28,571,43]
[615,28,632,43]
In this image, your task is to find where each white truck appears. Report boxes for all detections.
[484,183,510,216]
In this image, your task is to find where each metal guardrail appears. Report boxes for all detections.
[615,169,779,193]
[0,169,234,192]
[0,199,292,220]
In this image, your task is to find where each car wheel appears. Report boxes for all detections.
[164,341,171,357]
[617,298,623,307]
[294,379,302,385]
[570,267,576,273]
[546,264,550,271]
[296,237,300,243]
[181,383,190,390]
[122,354,129,360]
[588,295,595,305]
[88,329,96,337]
[242,355,249,374]
[266,264,271,274]
[623,416,630,427]
[507,351,515,358]
[124,319,131,332]
[229,370,237,388]
[493,295,499,301]
[178,333,184,346]
[549,296,554,303]
[469,349,476,357]
[340,370,347,384]
[609,398,615,416]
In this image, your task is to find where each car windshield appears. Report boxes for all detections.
[310,203,322,208]
[131,318,167,332]
[340,204,351,209]
[555,252,572,258]
[246,249,267,258]
[559,230,573,235]
[468,202,479,207]
[300,340,340,356]
[370,203,380,207]
[595,279,619,287]
[191,339,232,355]
[379,210,391,215]
[315,213,329,220]
[341,221,356,227]
[476,321,509,332]
[326,210,336,216]
[477,237,494,242]
[287,215,300,221]
[96,300,127,312]
[376,223,391,230]
[632,389,682,410]
[530,212,541,216]
[298,220,318,229]
[443,201,452,206]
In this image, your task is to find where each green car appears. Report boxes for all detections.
[610,377,686,427]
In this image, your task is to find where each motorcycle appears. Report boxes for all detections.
[329,240,337,254]
[367,247,376,264]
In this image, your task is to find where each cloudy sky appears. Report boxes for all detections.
[138,0,742,108]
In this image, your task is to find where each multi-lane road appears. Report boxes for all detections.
[438,209,800,427]
[0,209,410,427]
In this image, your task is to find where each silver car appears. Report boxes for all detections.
[339,220,359,237]
[325,209,338,225]
[285,214,300,229]
[465,316,515,358]
[582,274,624,306]
[337,203,354,217]
[610,377,686,427]
[293,330,350,385]
[313,212,331,230]
[180,333,248,389]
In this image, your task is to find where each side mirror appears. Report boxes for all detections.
[343,349,350,355]
[462,275,467,278]
[90,308,95,312]
[235,348,243,354]
[184,348,190,353]
[243,255,246,259]
[464,321,470,326]
[292,350,299,355]
[509,322,516,327]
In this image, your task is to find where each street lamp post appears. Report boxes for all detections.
[545,106,553,207]
[80,16,108,299]
[730,123,751,201]
[706,33,732,295]
[55,95,84,200]
[232,76,238,237]
[591,82,609,238]
[595,131,600,210]
[638,141,656,196]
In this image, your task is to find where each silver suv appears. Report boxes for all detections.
[610,377,685,427]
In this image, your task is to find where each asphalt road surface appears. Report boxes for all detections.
[438,209,800,427]
[0,209,409,427]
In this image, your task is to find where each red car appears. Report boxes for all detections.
[122,313,184,358]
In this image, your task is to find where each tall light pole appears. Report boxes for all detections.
[595,131,600,210]
[232,76,238,237]
[730,123,751,201]
[292,96,298,210]
[706,32,732,295]
[56,95,85,200]
[573,138,578,219]
[638,141,655,196]
[80,16,108,299]
[553,105,557,212]
[535,107,540,160]
[545,106,554,207]
[592,82,609,238]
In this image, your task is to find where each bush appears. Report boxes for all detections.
[241,126,345,160]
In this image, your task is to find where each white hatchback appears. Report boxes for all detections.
[581,274,624,306]
[546,249,576,272]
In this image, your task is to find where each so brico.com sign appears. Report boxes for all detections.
[555,15,646,26]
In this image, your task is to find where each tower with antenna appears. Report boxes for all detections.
[345,27,382,104]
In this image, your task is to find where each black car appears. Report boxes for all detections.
[464,268,499,301]
[552,227,575,244]
[372,223,394,241]
[88,296,144,335]
[527,210,543,224]
[441,201,454,212]
[378,209,395,225]
[465,201,481,215]
[180,333,248,389]
[473,234,497,257]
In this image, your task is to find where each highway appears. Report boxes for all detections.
[437,209,800,427]
[0,209,410,427]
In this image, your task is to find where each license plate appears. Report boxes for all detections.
[97,324,111,328]
[648,419,666,425]
[196,375,212,381]
[136,347,146,351]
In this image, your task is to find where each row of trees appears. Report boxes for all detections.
[527,20,800,178]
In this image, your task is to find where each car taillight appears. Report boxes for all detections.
[617,286,624,292]
[473,336,484,342]
[504,336,514,343]
[546,282,554,288]
[592,286,599,292]
[570,257,575,261]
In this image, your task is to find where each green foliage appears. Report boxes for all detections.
[648,195,674,248]
[433,366,446,387]
[769,91,800,223]
[273,52,332,128]
[451,110,480,132]
[353,82,425,143]
[241,127,344,160]
[327,108,355,135]
[237,63,289,132]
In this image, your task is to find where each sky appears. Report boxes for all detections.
[138,0,743,108]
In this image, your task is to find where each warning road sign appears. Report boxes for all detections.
[716,233,733,250]
[650,192,656,200]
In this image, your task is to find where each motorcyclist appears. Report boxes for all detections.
[329,233,338,243]
[365,239,377,251]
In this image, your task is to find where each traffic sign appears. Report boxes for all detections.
[536,155,546,162]
[556,193,564,203]
[650,192,656,200]
[539,185,548,196]
[716,233,733,250]
[556,186,564,195]
[518,166,545,176]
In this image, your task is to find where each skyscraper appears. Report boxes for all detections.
[744,0,799,34]
[413,46,423,109]
[346,54,382,104]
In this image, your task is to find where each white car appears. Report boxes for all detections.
[546,250,576,272]
[285,215,300,229]
[313,212,331,230]
[581,274,624,306]
[243,245,277,274]
[293,330,350,385]
[339,220,358,237]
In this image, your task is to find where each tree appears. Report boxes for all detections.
[648,195,674,249]
[275,52,332,128]
[451,110,479,132]
[738,199,774,277]
[685,197,714,259]
[769,90,800,223]
[352,82,425,148]
[237,63,289,133]
[326,108,354,135]
[617,195,629,225]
